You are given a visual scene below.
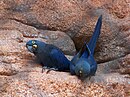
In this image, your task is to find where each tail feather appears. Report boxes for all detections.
[88,15,102,54]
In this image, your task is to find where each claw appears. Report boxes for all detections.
[88,76,91,80]
[46,68,58,74]
[46,69,51,74]
[42,66,48,73]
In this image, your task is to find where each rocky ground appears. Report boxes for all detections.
[0,0,130,97]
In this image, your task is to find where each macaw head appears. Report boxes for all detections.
[75,58,90,78]
[26,40,46,54]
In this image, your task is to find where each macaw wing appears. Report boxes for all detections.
[71,42,86,64]
[88,15,102,54]
[81,44,91,58]
[50,48,70,69]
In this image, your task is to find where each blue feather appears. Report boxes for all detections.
[88,15,102,54]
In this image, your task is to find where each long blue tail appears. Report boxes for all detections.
[88,15,102,55]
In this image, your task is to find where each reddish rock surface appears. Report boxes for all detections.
[0,0,129,62]
[0,0,130,97]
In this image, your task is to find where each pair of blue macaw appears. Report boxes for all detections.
[26,15,102,78]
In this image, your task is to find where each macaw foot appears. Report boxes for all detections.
[88,76,91,80]
[46,68,58,74]
[42,66,48,73]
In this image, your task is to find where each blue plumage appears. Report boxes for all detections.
[70,15,102,78]
[26,40,71,72]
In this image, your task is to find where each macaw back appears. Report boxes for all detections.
[71,15,102,65]
[35,44,70,71]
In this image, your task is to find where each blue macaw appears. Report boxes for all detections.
[26,40,73,72]
[70,15,102,78]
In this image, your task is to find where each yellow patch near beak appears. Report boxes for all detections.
[32,44,38,48]
[79,70,82,74]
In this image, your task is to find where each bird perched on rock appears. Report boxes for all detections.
[26,40,72,72]
[70,15,102,78]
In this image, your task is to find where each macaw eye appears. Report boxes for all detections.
[32,41,35,44]
[32,44,38,48]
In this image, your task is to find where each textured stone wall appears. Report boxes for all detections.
[0,0,130,96]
